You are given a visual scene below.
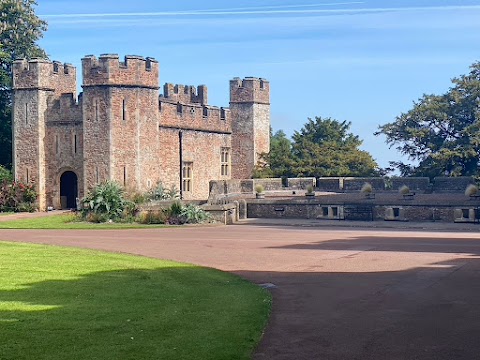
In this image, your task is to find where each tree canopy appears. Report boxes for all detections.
[254,117,379,178]
[0,0,47,168]
[376,61,480,178]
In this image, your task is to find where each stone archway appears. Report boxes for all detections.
[60,171,78,209]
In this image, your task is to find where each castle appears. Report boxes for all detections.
[12,54,270,210]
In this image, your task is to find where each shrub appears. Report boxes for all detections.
[136,210,168,224]
[0,166,12,183]
[255,184,264,194]
[465,184,479,196]
[0,180,37,212]
[181,204,210,224]
[165,201,185,225]
[306,185,314,194]
[361,182,373,194]
[81,181,134,222]
[147,182,180,201]
[399,184,410,195]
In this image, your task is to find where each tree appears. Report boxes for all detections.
[255,117,379,178]
[253,130,294,178]
[376,61,480,178]
[0,0,47,168]
[291,117,378,177]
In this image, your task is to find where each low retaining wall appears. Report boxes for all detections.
[247,199,477,223]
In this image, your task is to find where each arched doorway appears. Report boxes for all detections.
[60,171,78,209]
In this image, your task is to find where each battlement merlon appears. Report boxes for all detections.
[161,83,208,105]
[13,58,77,96]
[229,77,270,105]
[81,54,159,89]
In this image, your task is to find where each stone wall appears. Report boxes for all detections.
[343,177,386,192]
[247,200,464,223]
[287,177,316,189]
[12,90,48,209]
[433,177,475,193]
[230,77,270,180]
[82,86,111,191]
[162,83,208,105]
[316,178,342,192]
[82,54,159,88]
[254,178,283,191]
[159,100,231,134]
[390,177,430,192]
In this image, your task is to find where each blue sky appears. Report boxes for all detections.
[36,0,480,168]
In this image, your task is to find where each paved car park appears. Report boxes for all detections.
[1,221,480,359]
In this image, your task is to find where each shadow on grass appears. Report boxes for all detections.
[0,267,270,360]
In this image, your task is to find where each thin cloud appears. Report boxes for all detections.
[41,4,480,19]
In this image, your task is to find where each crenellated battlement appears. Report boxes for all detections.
[46,93,83,123]
[13,58,77,96]
[161,83,208,105]
[159,99,231,133]
[230,77,270,104]
[82,54,159,89]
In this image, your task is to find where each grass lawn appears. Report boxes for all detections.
[0,242,271,360]
[0,213,169,229]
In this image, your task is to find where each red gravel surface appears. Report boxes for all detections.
[1,223,480,359]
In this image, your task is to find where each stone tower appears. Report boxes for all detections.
[230,77,270,179]
[81,54,160,192]
[12,58,77,210]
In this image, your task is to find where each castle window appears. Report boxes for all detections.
[221,148,230,176]
[55,135,59,154]
[177,103,183,114]
[95,100,99,121]
[122,99,127,121]
[26,168,29,183]
[260,79,265,89]
[182,162,193,192]
[220,108,226,120]
[123,166,127,186]
[202,106,208,118]
[53,63,59,73]
[95,167,99,184]
[73,134,77,154]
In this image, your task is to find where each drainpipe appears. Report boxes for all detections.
[179,130,183,200]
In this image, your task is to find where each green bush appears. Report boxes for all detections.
[181,204,210,224]
[147,182,180,201]
[81,181,134,222]
[165,201,185,225]
[0,166,12,183]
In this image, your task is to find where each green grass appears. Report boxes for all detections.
[0,242,271,360]
[0,213,168,229]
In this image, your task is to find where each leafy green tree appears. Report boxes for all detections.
[0,0,47,168]
[291,117,378,177]
[376,61,480,178]
[253,130,294,178]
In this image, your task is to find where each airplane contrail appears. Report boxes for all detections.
[41,4,480,19]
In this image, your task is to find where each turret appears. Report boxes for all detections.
[81,54,160,192]
[81,54,159,88]
[229,77,270,179]
[13,58,77,97]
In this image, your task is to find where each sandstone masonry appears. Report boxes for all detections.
[12,54,270,210]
